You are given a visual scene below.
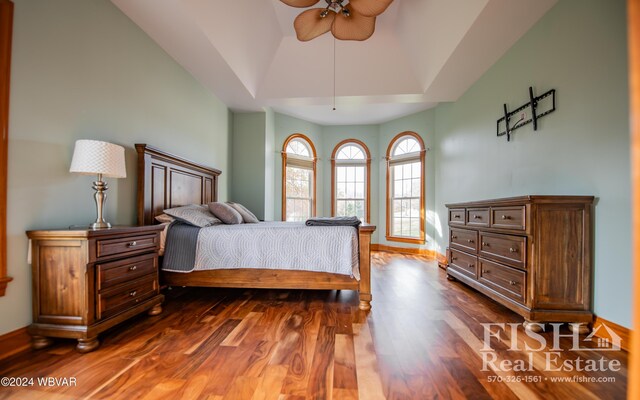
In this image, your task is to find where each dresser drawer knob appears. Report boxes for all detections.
[129,265,137,271]
[452,235,458,239]
[467,239,474,243]
[129,290,137,297]
[451,257,458,261]
[128,241,138,247]
[468,264,474,268]
[473,215,481,219]
[509,247,518,253]
[509,280,517,285]
[482,242,489,247]
[501,215,511,220]
[483,269,490,274]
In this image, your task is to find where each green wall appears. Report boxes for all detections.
[1,0,231,335]
[231,112,267,219]
[433,0,631,327]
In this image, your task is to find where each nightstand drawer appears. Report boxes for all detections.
[96,234,158,259]
[97,276,158,320]
[97,254,157,291]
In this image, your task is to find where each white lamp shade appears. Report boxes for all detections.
[69,140,127,178]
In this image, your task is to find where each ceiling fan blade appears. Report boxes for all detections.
[332,10,375,41]
[280,0,321,8]
[294,9,336,41]
[347,0,393,17]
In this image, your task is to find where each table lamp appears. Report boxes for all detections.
[69,140,126,229]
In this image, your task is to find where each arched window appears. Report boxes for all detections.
[282,134,317,222]
[386,132,425,243]
[331,139,371,222]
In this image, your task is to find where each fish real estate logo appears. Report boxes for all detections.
[480,323,622,374]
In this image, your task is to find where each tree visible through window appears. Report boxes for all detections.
[282,134,316,222]
[386,132,425,243]
[332,140,370,222]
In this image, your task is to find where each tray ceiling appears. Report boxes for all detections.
[111,0,557,125]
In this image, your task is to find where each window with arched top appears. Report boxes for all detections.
[282,134,317,222]
[331,139,371,222]
[386,132,425,243]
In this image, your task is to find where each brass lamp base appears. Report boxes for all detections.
[90,174,112,230]
[90,221,111,230]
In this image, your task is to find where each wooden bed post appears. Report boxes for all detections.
[358,225,375,311]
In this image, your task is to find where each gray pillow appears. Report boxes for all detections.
[208,202,243,224]
[163,204,222,227]
[227,202,259,223]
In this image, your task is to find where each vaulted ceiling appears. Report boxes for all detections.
[111,0,557,125]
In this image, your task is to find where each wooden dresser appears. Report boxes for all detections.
[445,196,594,333]
[26,225,165,352]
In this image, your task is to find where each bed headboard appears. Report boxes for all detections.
[136,144,221,226]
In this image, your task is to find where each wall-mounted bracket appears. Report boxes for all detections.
[497,86,556,141]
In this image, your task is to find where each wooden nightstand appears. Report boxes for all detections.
[26,225,165,353]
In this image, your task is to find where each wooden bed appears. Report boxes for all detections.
[135,144,375,310]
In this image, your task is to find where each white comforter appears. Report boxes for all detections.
[192,222,360,280]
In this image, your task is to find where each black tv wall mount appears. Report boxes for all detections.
[497,86,556,141]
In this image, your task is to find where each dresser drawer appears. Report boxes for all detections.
[480,232,526,269]
[97,276,158,320]
[96,234,158,259]
[466,208,490,227]
[449,208,466,225]
[97,253,157,291]
[449,249,478,279]
[491,206,526,230]
[450,228,478,253]
[479,258,526,304]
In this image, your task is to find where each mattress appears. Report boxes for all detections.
[163,221,360,280]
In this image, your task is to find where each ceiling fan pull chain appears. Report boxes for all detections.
[333,35,336,111]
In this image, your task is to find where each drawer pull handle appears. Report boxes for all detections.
[482,242,489,247]
[129,290,137,297]
[509,247,518,253]
[451,257,458,261]
[128,241,138,247]
[452,235,458,239]
[454,215,460,219]
[468,264,474,268]
[473,215,481,219]
[467,239,474,243]
[129,265,137,271]
[483,269,490,274]
[509,280,517,286]
[501,215,511,220]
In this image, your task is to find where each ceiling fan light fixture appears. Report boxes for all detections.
[282,0,391,41]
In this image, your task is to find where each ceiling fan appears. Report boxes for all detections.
[281,0,394,42]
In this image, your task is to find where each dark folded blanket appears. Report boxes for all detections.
[162,221,201,272]
[305,216,361,228]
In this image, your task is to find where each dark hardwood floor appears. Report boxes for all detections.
[0,252,627,399]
